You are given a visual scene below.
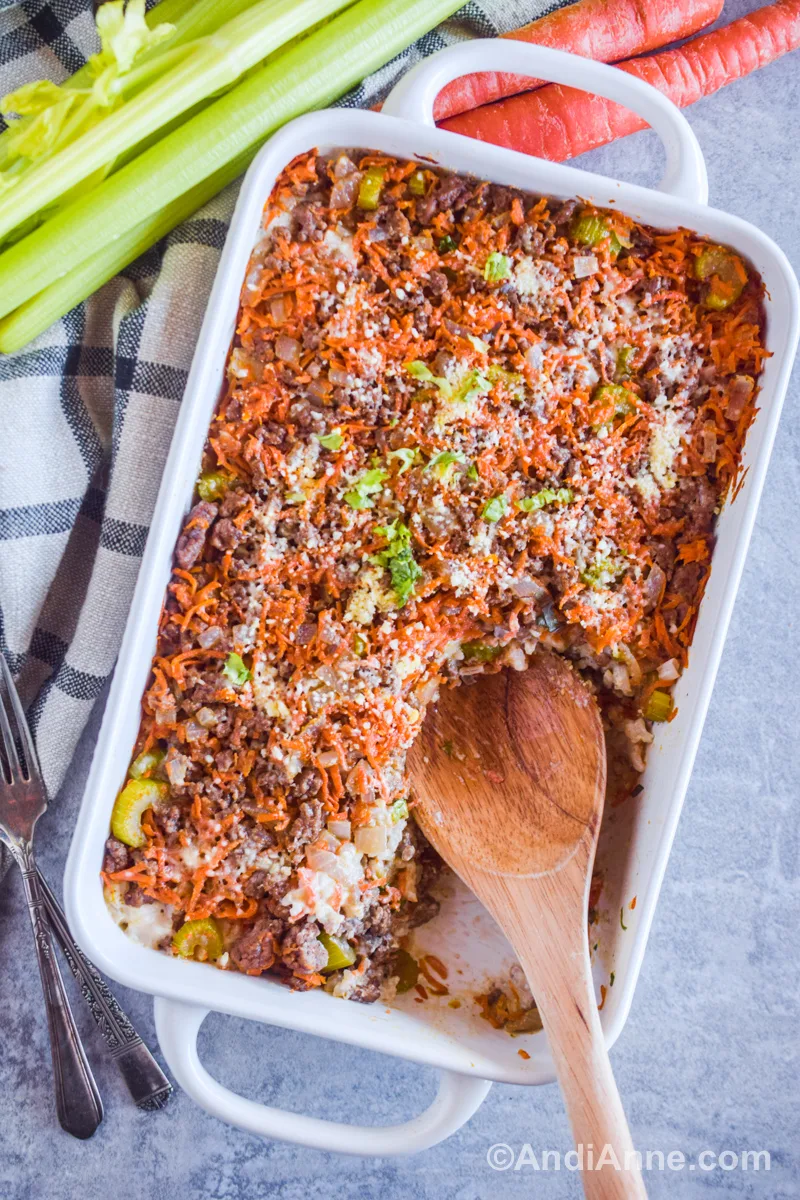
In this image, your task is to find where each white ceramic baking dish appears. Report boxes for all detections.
[65,40,799,1155]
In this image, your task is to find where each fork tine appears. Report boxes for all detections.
[0,655,42,785]
[0,671,22,782]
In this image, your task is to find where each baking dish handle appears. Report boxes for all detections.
[382,40,708,205]
[154,998,491,1155]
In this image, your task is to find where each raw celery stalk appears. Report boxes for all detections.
[0,150,254,355]
[142,0,264,53]
[0,0,260,134]
[0,0,464,324]
[0,0,352,243]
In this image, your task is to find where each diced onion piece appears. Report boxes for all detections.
[330,173,360,209]
[354,826,389,857]
[573,254,598,278]
[165,752,190,786]
[276,335,300,363]
[510,577,547,599]
[658,658,680,683]
[270,294,288,323]
[327,820,351,840]
[726,374,754,421]
[317,749,339,768]
[701,426,717,463]
[505,644,527,671]
[524,343,543,370]
[197,624,223,649]
[305,847,339,874]
[614,643,642,688]
[333,154,356,178]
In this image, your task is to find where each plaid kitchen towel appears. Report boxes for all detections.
[0,0,570,806]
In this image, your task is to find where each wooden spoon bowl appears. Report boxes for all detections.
[409,650,646,1199]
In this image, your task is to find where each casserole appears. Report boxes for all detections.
[65,40,800,1155]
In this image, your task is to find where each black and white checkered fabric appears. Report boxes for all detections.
[0,0,568,803]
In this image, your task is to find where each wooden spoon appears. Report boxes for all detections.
[408,650,646,1198]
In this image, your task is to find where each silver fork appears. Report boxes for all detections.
[0,656,103,1139]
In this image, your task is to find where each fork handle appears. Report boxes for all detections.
[37,872,172,1110]
[18,845,103,1139]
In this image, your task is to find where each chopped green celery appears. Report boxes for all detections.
[487,363,524,399]
[608,228,632,256]
[111,777,168,848]
[173,916,224,961]
[318,932,356,972]
[517,487,572,512]
[405,359,452,397]
[466,463,479,481]
[197,469,232,502]
[451,368,490,408]
[284,491,306,504]
[591,382,636,430]
[387,447,417,474]
[580,557,615,588]
[438,234,456,253]
[129,745,165,779]
[427,450,467,482]
[394,948,419,993]
[614,345,636,381]
[461,640,502,663]
[693,244,747,310]
[644,690,673,722]
[372,520,422,607]
[390,798,409,823]
[571,212,610,248]
[352,631,368,657]
[222,651,250,686]
[317,429,343,452]
[0,0,470,325]
[483,252,510,282]
[482,494,508,523]
[357,165,385,211]
[344,467,387,510]
[408,169,426,196]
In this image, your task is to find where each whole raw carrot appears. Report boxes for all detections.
[441,0,800,159]
[433,0,723,121]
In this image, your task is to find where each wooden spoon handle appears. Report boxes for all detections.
[492,865,647,1199]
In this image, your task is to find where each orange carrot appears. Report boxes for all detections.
[433,0,723,121]
[441,0,800,158]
